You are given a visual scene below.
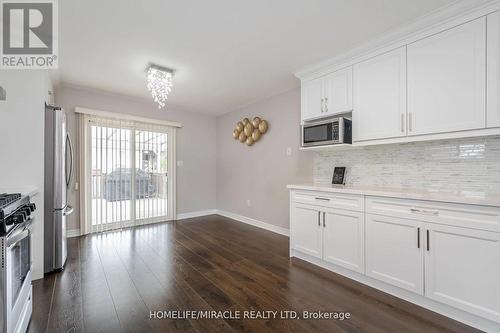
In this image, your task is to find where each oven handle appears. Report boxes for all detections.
[7,228,30,249]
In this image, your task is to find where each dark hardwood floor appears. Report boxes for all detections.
[29,215,481,333]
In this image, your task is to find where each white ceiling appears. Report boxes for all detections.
[58,0,455,115]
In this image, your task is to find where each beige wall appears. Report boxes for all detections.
[216,89,313,230]
[55,85,217,231]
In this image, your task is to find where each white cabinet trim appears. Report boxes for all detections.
[295,0,500,81]
[487,10,500,128]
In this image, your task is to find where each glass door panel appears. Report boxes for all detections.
[88,120,170,233]
[135,129,168,221]
[90,125,132,231]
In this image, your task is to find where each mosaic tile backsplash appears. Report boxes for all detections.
[314,136,500,193]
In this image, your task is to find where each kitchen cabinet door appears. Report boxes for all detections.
[290,203,323,259]
[365,214,424,294]
[322,208,364,273]
[407,17,486,136]
[425,224,500,323]
[488,10,500,128]
[323,67,353,116]
[301,77,323,122]
[353,47,407,141]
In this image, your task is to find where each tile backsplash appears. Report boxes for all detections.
[314,136,500,193]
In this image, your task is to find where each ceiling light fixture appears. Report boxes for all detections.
[146,64,174,109]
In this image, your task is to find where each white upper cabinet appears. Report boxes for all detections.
[353,47,407,141]
[323,67,353,116]
[301,78,323,122]
[425,224,500,323]
[488,10,500,128]
[301,67,353,122]
[407,18,486,136]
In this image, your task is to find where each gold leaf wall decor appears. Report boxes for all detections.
[232,116,269,146]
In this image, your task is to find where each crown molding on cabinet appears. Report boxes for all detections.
[295,0,500,81]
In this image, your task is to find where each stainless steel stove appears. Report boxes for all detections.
[0,193,35,333]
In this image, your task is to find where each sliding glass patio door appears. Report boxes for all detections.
[86,117,173,232]
[134,129,169,221]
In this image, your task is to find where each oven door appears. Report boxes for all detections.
[302,119,339,147]
[5,226,31,332]
[7,228,30,308]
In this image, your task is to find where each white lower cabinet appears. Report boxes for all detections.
[365,213,500,322]
[290,199,364,273]
[365,214,424,294]
[425,223,500,322]
[323,208,365,273]
[290,189,500,328]
[290,203,323,258]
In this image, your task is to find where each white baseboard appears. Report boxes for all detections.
[66,210,288,238]
[67,229,81,238]
[216,210,290,237]
[176,209,217,220]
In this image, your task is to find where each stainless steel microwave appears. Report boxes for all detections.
[301,117,352,147]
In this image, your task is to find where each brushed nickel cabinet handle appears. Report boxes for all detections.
[318,211,321,226]
[323,212,326,227]
[325,98,328,112]
[417,227,420,249]
[409,112,413,132]
[410,208,439,216]
[426,230,430,252]
[315,197,330,201]
[320,98,324,112]
[401,114,405,132]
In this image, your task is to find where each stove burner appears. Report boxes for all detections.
[0,193,32,235]
[0,193,21,208]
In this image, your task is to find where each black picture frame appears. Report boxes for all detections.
[332,167,346,185]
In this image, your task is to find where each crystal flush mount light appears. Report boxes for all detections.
[146,64,174,109]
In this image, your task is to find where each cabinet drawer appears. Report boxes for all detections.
[291,190,364,212]
[366,196,500,232]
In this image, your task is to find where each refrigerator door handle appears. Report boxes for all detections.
[63,205,74,216]
[66,133,74,188]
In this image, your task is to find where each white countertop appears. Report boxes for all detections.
[287,183,500,207]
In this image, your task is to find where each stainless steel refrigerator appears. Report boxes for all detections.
[44,104,74,273]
